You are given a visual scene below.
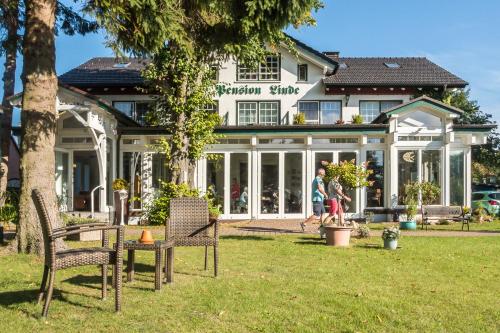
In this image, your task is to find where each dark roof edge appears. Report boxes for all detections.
[283,33,338,69]
[324,82,468,88]
[118,124,389,135]
[453,124,497,132]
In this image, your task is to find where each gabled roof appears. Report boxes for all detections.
[323,57,467,88]
[284,33,338,70]
[59,58,150,88]
[372,95,464,123]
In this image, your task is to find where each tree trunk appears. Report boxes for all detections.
[17,0,60,255]
[0,0,19,204]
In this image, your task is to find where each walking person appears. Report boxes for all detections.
[300,168,328,231]
[327,175,351,226]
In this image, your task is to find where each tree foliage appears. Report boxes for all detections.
[322,159,373,190]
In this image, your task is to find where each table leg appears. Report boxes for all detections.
[127,249,135,282]
[155,248,162,291]
[166,247,174,283]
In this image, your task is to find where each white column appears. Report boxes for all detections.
[359,146,366,216]
[99,135,107,212]
[250,136,258,220]
[305,135,313,217]
[443,144,451,206]
[388,143,399,208]
[465,147,472,207]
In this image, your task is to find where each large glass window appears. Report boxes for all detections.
[422,150,441,204]
[237,55,280,81]
[298,101,319,124]
[398,150,418,204]
[366,151,384,207]
[259,102,279,125]
[206,154,225,211]
[299,101,341,124]
[230,153,248,214]
[55,151,69,209]
[320,101,341,124]
[450,151,465,206]
[152,154,169,189]
[284,153,303,214]
[123,152,142,209]
[261,153,279,214]
[237,101,279,125]
[113,101,153,125]
[359,100,402,123]
[315,152,333,172]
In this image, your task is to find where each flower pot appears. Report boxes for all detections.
[399,221,417,230]
[139,230,154,244]
[383,238,398,250]
[324,226,352,247]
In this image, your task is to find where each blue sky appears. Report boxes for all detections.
[2,0,500,125]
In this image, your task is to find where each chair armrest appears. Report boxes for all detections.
[53,222,108,233]
[187,219,218,237]
[51,225,123,240]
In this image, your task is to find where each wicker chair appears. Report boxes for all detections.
[166,197,219,277]
[32,189,124,317]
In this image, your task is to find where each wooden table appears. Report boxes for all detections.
[120,240,174,291]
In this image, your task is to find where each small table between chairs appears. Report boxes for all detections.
[120,240,174,291]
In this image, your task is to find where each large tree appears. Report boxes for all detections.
[89,0,323,184]
[0,0,98,204]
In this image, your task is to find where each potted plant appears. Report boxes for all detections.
[293,113,305,125]
[322,159,373,247]
[381,226,400,250]
[113,178,129,225]
[351,114,363,124]
[400,200,418,230]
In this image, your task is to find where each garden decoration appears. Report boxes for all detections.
[113,178,130,225]
[382,226,401,250]
[322,159,373,246]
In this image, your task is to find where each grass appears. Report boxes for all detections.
[368,219,500,231]
[1,234,499,332]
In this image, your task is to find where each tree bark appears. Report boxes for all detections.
[0,0,19,204]
[17,0,60,255]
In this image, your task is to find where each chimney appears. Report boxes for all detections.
[323,51,340,60]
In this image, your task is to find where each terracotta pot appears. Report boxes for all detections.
[324,226,352,247]
[139,230,154,244]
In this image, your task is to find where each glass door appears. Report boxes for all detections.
[313,150,359,215]
[258,151,305,218]
[55,150,70,211]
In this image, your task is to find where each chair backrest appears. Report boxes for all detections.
[32,189,55,261]
[167,197,209,238]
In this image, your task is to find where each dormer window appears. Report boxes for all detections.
[237,55,280,81]
[384,62,400,69]
[113,62,131,68]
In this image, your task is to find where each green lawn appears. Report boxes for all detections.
[1,235,499,332]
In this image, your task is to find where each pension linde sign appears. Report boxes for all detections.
[216,84,300,97]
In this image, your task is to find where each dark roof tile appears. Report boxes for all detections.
[324,57,467,87]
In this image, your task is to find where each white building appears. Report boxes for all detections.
[15,36,494,221]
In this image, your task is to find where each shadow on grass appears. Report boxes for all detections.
[294,237,325,246]
[354,243,385,250]
[220,235,275,241]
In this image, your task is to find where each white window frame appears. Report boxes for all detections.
[237,101,280,126]
[298,101,342,124]
[237,54,281,81]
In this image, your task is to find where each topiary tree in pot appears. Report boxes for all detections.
[112,178,129,225]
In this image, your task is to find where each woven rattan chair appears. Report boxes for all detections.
[166,197,219,277]
[32,189,124,317]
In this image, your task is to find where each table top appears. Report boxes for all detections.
[119,239,174,250]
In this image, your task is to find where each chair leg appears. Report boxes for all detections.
[37,265,49,304]
[101,264,107,300]
[114,261,122,312]
[42,270,56,317]
[214,244,218,277]
[204,246,208,270]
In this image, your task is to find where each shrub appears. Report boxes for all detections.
[405,201,418,221]
[145,182,199,225]
[381,226,401,240]
[61,214,100,226]
[0,204,18,225]
[293,113,306,125]
[112,178,129,191]
[323,159,373,189]
[352,114,363,124]
[357,225,370,238]
[404,181,441,205]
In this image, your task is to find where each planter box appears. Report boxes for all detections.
[66,228,102,242]
[324,226,352,247]
[399,221,417,230]
[384,239,398,250]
